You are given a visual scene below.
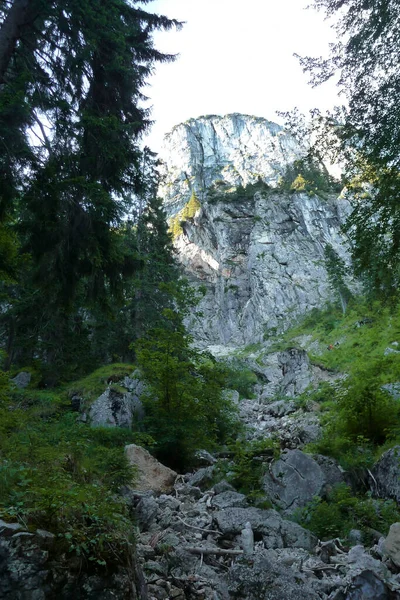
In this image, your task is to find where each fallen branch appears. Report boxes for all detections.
[175,514,220,535]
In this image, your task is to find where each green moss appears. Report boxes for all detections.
[66,363,135,409]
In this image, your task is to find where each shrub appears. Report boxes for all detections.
[223,438,279,503]
[224,360,258,399]
[296,483,400,542]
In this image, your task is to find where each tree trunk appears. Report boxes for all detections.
[0,0,37,82]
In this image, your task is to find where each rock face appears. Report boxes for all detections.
[159,114,351,346]
[0,523,147,599]
[160,113,304,214]
[372,446,400,504]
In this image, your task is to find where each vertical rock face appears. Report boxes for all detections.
[159,113,304,214]
[159,114,351,348]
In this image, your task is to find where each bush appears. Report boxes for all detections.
[0,383,140,569]
[221,438,279,503]
[224,360,258,399]
[296,483,400,542]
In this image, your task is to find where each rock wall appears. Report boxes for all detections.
[159,113,304,215]
[176,189,351,347]
[159,114,352,348]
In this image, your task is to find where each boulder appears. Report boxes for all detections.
[228,551,320,600]
[262,449,327,513]
[89,385,144,428]
[213,507,316,551]
[372,446,400,503]
[135,496,159,531]
[278,348,313,397]
[211,491,248,510]
[341,570,391,600]
[11,371,31,389]
[187,466,215,490]
[383,522,400,567]
[264,399,297,417]
[125,445,177,494]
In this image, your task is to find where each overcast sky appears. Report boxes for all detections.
[142,0,340,152]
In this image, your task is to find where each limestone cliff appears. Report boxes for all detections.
[159,114,351,347]
[159,113,304,214]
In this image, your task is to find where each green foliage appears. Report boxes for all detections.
[169,191,201,239]
[296,483,400,542]
[0,378,144,568]
[135,309,238,470]
[278,158,340,196]
[66,363,135,409]
[298,0,400,297]
[0,0,182,375]
[220,438,278,503]
[224,360,258,399]
[324,244,353,314]
[207,179,270,204]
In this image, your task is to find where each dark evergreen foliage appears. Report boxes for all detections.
[0,0,182,376]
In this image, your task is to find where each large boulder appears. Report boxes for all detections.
[11,371,31,389]
[213,507,316,551]
[228,551,319,600]
[262,449,330,514]
[372,446,400,503]
[383,522,400,568]
[125,444,177,494]
[89,376,145,428]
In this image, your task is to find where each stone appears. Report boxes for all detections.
[0,529,148,599]
[348,529,364,546]
[313,454,344,492]
[125,444,177,494]
[11,371,31,389]
[34,529,55,547]
[344,570,390,600]
[213,480,235,494]
[228,551,320,600]
[194,449,217,465]
[90,385,144,428]
[211,491,248,510]
[158,114,352,347]
[280,520,317,552]
[213,506,316,551]
[372,446,400,503]
[383,522,400,567]
[262,449,327,513]
[264,399,297,417]
[187,466,215,490]
[240,522,254,556]
[0,520,23,537]
[135,496,159,531]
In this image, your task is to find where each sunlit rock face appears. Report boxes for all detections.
[159,114,351,347]
[159,113,304,215]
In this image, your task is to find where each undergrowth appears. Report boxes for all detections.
[295,483,400,543]
[0,370,146,569]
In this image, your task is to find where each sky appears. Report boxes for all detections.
[142,0,340,153]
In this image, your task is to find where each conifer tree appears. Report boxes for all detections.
[0,1,182,374]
